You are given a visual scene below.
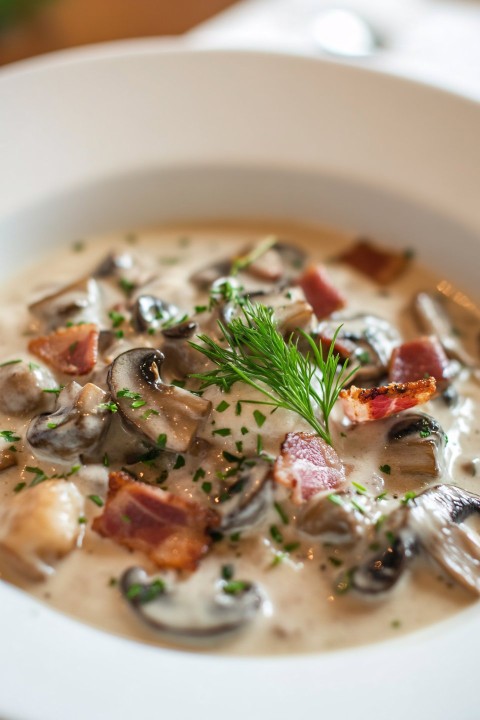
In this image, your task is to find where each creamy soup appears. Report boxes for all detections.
[0,221,479,656]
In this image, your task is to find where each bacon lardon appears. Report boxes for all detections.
[28,323,99,375]
[92,471,219,571]
[273,432,346,504]
[339,238,409,285]
[298,265,346,320]
[340,377,436,423]
[389,336,450,390]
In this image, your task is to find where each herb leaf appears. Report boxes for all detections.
[190,302,354,445]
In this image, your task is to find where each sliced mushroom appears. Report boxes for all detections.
[297,491,377,546]
[108,348,212,453]
[344,485,480,596]
[0,480,84,580]
[218,460,272,534]
[132,295,180,333]
[316,313,401,383]
[27,382,112,461]
[413,291,478,367]
[190,259,232,289]
[162,320,198,340]
[94,252,134,277]
[121,566,264,641]
[29,277,102,331]
[386,412,446,477]
[0,360,57,416]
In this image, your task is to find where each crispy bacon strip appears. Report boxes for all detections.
[340,377,436,423]
[298,265,346,320]
[339,238,409,285]
[92,471,219,571]
[389,336,450,390]
[273,432,346,504]
[28,323,99,375]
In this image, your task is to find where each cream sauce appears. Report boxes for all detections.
[0,220,479,655]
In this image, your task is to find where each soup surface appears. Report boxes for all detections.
[0,221,479,655]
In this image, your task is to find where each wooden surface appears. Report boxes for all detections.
[0,0,237,66]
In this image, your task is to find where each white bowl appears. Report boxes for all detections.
[1,44,479,720]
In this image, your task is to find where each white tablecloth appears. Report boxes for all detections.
[189,0,480,100]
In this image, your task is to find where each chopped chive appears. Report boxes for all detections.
[142,408,159,419]
[240,426,249,435]
[221,564,234,581]
[379,464,391,475]
[375,491,387,500]
[284,541,300,553]
[235,401,242,416]
[351,481,367,495]
[222,580,250,595]
[88,494,104,507]
[78,516,87,524]
[256,435,263,454]
[253,410,266,427]
[269,524,284,544]
[195,305,207,314]
[28,362,39,372]
[156,433,167,450]
[235,441,243,453]
[103,453,110,467]
[212,428,231,437]
[193,467,205,482]
[46,422,58,429]
[173,455,185,470]
[327,493,343,506]
[0,430,21,443]
[401,490,417,505]
[216,400,230,413]
[351,499,365,514]
[328,556,343,567]
[0,359,22,367]
[131,399,146,409]
[43,386,64,396]
[274,501,289,525]
[13,482,26,493]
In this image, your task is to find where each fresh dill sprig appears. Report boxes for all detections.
[189,301,354,445]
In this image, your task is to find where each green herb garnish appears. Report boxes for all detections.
[190,302,353,445]
[379,464,391,475]
[88,494,104,507]
[0,430,20,443]
[216,400,230,413]
[0,359,22,367]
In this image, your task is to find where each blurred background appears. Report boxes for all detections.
[0,0,238,65]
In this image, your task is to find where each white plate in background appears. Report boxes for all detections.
[0,45,479,720]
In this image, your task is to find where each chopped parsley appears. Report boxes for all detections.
[274,501,289,525]
[269,524,284,544]
[173,455,185,470]
[240,426,249,435]
[108,310,125,328]
[0,430,21,443]
[221,564,235,581]
[379,464,391,475]
[47,422,58,429]
[253,409,266,428]
[119,277,135,295]
[98,401,118,413]
[201,481,212,495]
[193,467,206,482]
[88,494,104,507]
[212,428,231,437]
[13,482,26,493]
[25,466,47,486]
[401,490,417,505]
[222,580,250,595]
[156,433,167,450]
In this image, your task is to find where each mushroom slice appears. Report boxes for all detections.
[132,295,180,333]
[344,485,480,597]
[29,277,102,331]
[413,291,478,367]
[408,485,480,595]
[121,567,264,641]
[297,491,377,546]
[317,313,401,383]
[190,259,232,289]
[108,348,211,453]
[385,413,447,477]
[94,252,134,277]
[0,360,57,416]
[219,460,273,534]
[0,480,84,580]
[27,382,112,461]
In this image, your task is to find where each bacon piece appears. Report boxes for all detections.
[273,432,346,504]
[92,471,219,571]
[298,264,346,320]
[389,336,450,390]
[339,238,409,285]
[340,377,436,423]
[28,323,99,375]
